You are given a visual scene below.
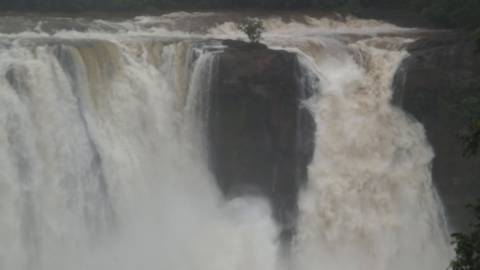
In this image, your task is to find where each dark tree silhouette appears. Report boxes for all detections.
[0,0,479,32]
[237,18,265,43]
[450,201,480,270]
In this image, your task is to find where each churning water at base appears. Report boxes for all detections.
[0,12,451,270]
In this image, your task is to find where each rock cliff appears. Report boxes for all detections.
[206,34,480,235]
[207,40,316,239]
[394,32,480,231]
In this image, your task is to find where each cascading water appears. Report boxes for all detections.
[0,35,279,270]
[0,12,452,270]
[291,38,452,270]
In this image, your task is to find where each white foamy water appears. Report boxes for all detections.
[291,37,452,270]
[0,12,451,270]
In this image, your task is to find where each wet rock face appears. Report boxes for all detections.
[207,40,316,238]
[393,33,480,231]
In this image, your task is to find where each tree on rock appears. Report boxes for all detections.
[237,17,265,43]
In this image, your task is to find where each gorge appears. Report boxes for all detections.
[0,11,474,270]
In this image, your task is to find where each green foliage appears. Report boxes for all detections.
[0,0,346,10]
[349,0,480,29]
[421,0,480,29]
[450,200,480,270]
[0,0,478,31]
[454,82,480,157]
[237,18,265,43]
[0,0,480,32]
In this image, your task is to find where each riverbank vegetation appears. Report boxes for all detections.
[0,0,479,30]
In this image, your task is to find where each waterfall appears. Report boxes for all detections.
[291,37,452,270]
[0,36,279,270]
[0,13,452,270]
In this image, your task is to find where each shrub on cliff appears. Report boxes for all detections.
[237,18,265,43]
[453,85,480,269]
[450,200,480,270]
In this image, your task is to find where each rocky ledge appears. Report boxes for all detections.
[207,40,316,240]
[394,32,480,231]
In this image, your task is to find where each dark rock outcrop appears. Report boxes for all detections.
[393,32,480,231]
[207,40,316,239]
